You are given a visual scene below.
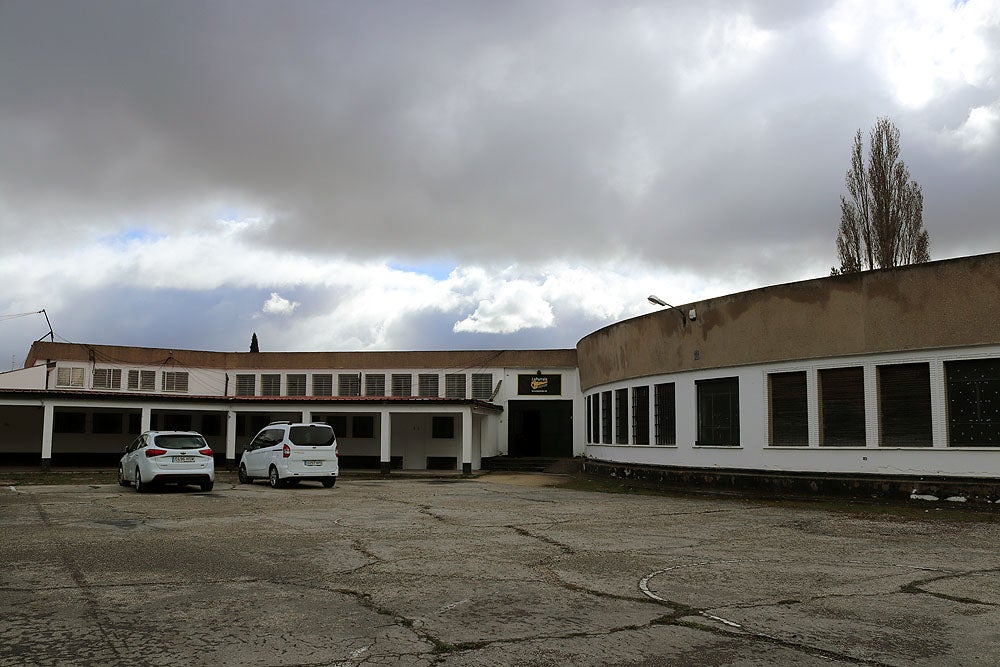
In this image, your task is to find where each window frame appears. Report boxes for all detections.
[418,374,440,397]
[818,366,865,447]
[286,374,307,397]
[445,374,467,399]
[696,377,740,447]
[56,367,85,388]
[260,374,281,396]
[391,373,413,397]
[162,371,189,393]
[92,368,122,390]
[768,371,808,447]
[632,385,650,445]
[878,362,932,447]
[338,374,361,397]
[364,374,386,397]
[312,374,334,397]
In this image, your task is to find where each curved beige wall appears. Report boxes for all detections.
[577,253,1000,391]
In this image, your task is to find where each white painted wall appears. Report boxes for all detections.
[583,346,1000,479]
[0,364,47,390]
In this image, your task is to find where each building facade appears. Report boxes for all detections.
[578,252,1000,481]
[0,347,580,472]
[1,252,999,484]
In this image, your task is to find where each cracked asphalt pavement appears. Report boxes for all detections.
[2,474,999,666]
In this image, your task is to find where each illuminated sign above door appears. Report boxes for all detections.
[517,373,562,396]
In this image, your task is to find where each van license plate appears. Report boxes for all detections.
[304,460,322,466]
[173,456,195,463]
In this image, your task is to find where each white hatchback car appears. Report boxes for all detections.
[118,431,215,492]
[239,421,339,488]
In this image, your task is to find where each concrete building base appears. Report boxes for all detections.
[581,460,1000,505]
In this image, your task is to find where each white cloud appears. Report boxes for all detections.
[949,103,1000,151]
[262,292,299,316]
[453,280,556,334]
[823,0,1000,109]
[1,2,999,362]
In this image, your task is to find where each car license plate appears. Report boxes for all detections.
[173,456,195,463]
[304,460,323,466]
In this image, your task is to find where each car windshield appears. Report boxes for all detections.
[289,425,336,446]
[154,434,208,450]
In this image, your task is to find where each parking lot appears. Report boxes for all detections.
[2,473,999,666]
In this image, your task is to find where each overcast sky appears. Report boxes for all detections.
[1,0,998,368]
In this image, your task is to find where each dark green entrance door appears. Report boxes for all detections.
[507,400,573,457]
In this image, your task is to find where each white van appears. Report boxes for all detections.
[238,422,339,488]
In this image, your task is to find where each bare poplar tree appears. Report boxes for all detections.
[833,117,930,274]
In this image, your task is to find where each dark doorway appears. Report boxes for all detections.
[507,400,573,457]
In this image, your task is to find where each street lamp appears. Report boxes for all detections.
[647,295,688,326]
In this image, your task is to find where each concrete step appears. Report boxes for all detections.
[482,457,561,473]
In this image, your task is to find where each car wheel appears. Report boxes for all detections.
[238,464,250,484]
[118,465,130,487]
[200,480,214,492]
[268,466,284,489]
[134,467,145,493]
[322,478,336,488]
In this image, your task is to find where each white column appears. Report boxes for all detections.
[461,407,472,475]
[807,368,820,447]
[864,363,879,447]
[380,410,391,474]
[41,402,54,465]
[226,410,237,461]
[648,386,656,446]
[140,406,152,433]
[929,360,948,448]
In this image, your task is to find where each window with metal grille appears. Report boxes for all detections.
[162,371,189,393]
[128,370,156,391]
[769,371,808,446]
[586,395,592,442]
[235,374,256,396]
[326,415,348,437]
[878,363,931,447]
[162,413,192,430]
[471,373,493,399]
[353,415,374,438]
[819,367,864,446]
[601,391,612,443]
[697,377,740,446]
[93,368,122,390]
[615,388,628,444]
[432,416,455,438]
[54,411,86,433]
[338,374,360,397]
[200,414,223,436]
[445,374,466,398]
[365,374,386,396]
[391,374,412,396]
[312,374,333,396]
[946,358,1000,447]
[418,374,439,397]
[286,374,307,396]
[92,412,123,434]
[632,386,650,445]
[56,367,84,388]
[654,383,676,445]
[261,374,281,396]
[590,394,600,443]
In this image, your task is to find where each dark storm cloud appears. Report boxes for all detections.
[1,0,999,364]
[8,0,993,277]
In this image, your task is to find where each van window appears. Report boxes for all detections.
[289,425,336,446]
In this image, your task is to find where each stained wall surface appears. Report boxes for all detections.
[578,253,1000,391]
